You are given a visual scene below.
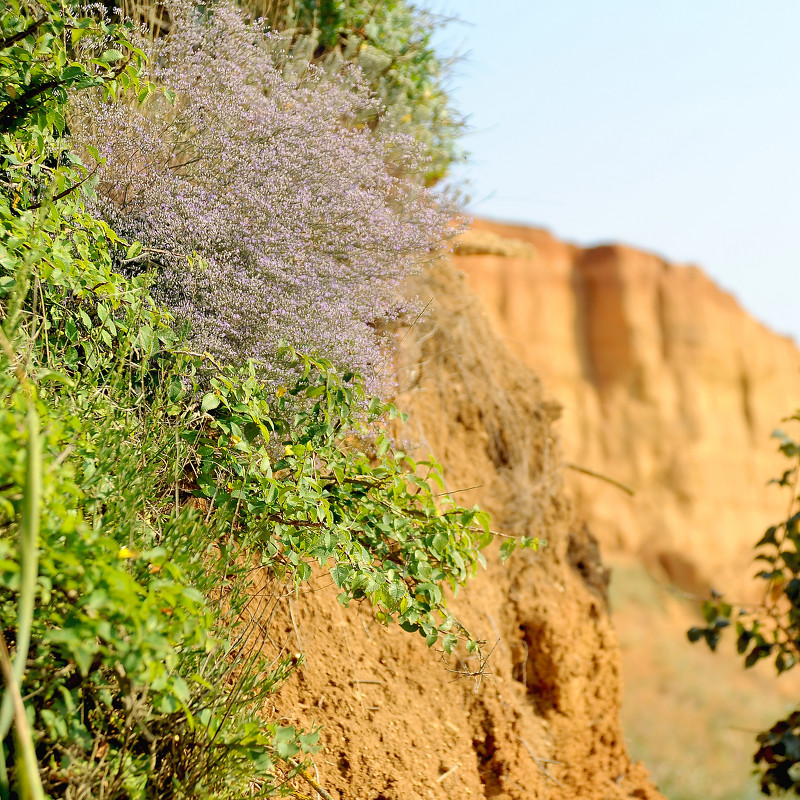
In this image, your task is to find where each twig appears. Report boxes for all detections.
[310,759,323,800]
[464,525,520,540]
[728,724,763,734]
[24,163,99,210]
[432,483,484,498]
[486,612,503,654]
[0,15,48,50]
[436,763,460,783]
[288,760,334,800]
[563,462,635,496]
[397,297,433,344]
[516,736,563,787]
[288,597,304,655]
[335,604,366,715]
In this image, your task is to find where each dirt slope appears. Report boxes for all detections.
[265,257,661,800]
[455,219,800,598]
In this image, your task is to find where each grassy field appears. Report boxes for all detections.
[609,560,799,800]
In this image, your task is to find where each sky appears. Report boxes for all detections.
[421,1,800,341]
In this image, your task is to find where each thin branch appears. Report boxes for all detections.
[516,736,563,787]
[0,15,48,50]
[563,461,635,496]
[436,763,460,783]
[25,163,99,210]
[397,297,433,345]
[288,597,304,655]
[432,483,484,498]
[288,759,335,800]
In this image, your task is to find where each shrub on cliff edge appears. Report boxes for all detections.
[0,3,529,796]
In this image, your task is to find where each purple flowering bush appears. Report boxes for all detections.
[71,0,457,391]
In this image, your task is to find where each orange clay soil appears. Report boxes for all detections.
[253,256,662,800]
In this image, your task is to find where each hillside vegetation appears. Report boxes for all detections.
[0,2,534,797]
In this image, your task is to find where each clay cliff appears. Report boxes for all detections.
[266,256,661,800]
[454,218,800,598]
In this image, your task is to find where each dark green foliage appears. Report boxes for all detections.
[0,0,143,136]
[689,415,800,795]
[0,354,316,798]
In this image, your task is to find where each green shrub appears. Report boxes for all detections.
[0,3,312,795]
[689,414,800,795]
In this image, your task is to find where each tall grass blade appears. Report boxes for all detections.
[0,632,46,800]
[0,402,43,798]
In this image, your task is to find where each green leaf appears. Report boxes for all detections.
[34,369,74,387]
[687,627,704,644]
[125,241,142,261]
[60,64,85,81]
[499,539,517,563]
[99,49,124,62]
[299,730,320,750]
[330,564,351,588]
[442,633,457,653]
[201,393,220,412]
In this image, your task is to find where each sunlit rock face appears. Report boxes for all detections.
[455,218,800,597]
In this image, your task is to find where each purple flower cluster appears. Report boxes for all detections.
[71,0,457,391]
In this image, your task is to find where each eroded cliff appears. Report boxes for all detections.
[455,219,800,597]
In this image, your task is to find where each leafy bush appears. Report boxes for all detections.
[0,0,144,137]
[0,357,309,798]
[192,347,508,649]
[70,0,458,393]
[689,414,800,795]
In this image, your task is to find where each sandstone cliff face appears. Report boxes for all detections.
[455,219,800,596]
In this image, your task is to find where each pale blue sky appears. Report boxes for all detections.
[423,1,800,341]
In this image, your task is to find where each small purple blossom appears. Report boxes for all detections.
[71,0,457,392]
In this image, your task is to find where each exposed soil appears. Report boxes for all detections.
[259,257,662,799]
